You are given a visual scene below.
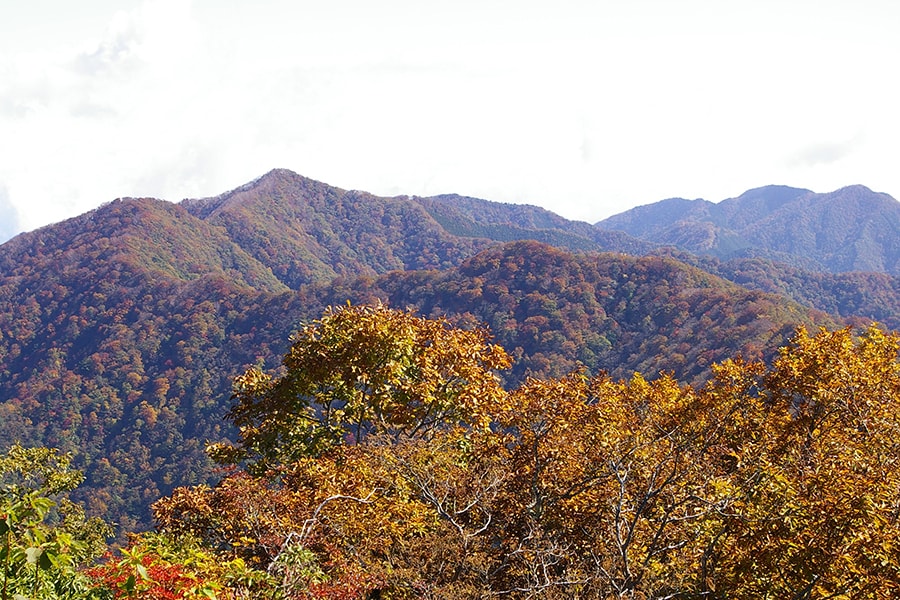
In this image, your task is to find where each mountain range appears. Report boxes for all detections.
[597,184,900,274]
[0,168,897,533]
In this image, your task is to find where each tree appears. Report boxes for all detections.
[706,325,900,598]
[0,444,110,600]
[85,531,260,600]
[209,302,511,472]
[471,370,754,598]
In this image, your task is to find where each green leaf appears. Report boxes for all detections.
[38,548,53,570]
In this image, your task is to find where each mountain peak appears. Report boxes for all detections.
[180,169,335,219]
[833,184,875,195]
[730,185,811,205]
[822,184,900,205]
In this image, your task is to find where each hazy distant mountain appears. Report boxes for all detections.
[596,185,900,274]
[0,170,846,533]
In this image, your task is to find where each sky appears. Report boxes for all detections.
[1,0,899,243]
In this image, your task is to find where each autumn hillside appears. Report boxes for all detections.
[0,169,892,535]
[295,241,836,384]
[179,168,653,289]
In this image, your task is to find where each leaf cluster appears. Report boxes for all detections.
[0,445,111,600]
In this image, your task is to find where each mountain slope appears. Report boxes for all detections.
[180,169,655,289]
[0,198,301,531]
[654,249,900,331]
[413,193,656,255]
[597,185,900,274]
[181,170,494,288]
[0,238,836,533]
[0,196,287,292]
[297,241,836,384]
[0,169,884,536]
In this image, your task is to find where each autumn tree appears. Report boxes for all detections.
[154,305,900,599]
[704,325,900,598]
[160,303,512,596]
[85,531,263,600]
[208,302,510,472]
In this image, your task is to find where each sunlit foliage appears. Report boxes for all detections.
[0,445,110,600]
[152,305,900,598]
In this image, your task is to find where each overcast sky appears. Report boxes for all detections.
[1,0,898,242]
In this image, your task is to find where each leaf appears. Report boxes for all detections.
[24,546,42,565]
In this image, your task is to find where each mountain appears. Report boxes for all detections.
[0,170,850,533]
[297,241,836,384]
[180,170,490,288]
[412,193,655,255]
[179,169,653,289]
[596,184,900,274]
[653,248,900,331]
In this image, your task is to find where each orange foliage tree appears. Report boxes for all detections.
[152,304,900,599]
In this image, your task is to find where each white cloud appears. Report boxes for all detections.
[787,133,865,168]
[73,13,144,78]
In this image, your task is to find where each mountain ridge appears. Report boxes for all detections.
[596,184,900,274]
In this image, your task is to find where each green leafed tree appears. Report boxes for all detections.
[0,444,110,600]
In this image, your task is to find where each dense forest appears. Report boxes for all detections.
[653,248,900,331]
[0,231,836,532]
[1,169,899,597]
[4,303,900,598]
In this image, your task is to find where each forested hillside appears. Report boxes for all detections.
[0,169,894,536]
[181,170,491,288]
[178,169,652,289]
[413,193,655,255]
[298,241,835,384]
[656,248,900,330]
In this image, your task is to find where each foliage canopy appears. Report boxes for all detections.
[209,302,510,471]
[154,305,900,598]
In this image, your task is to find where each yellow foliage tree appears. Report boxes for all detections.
[708,325,900,598]
[154,305,900,599]
[208,302,510,472]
